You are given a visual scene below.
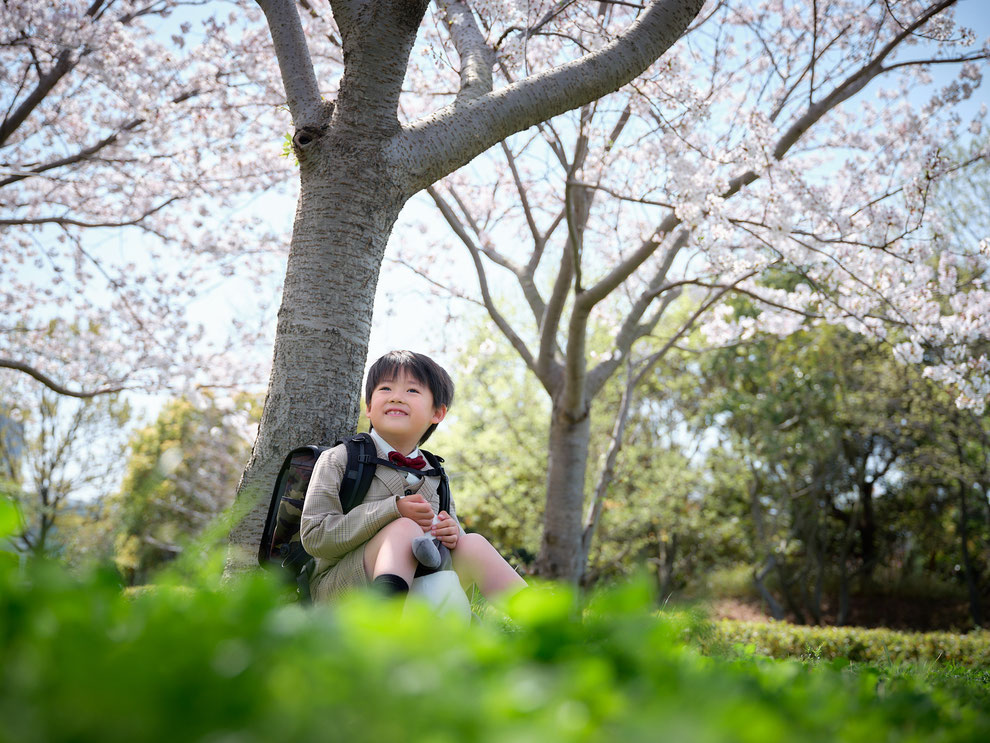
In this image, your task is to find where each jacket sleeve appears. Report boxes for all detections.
[300,446,400,560]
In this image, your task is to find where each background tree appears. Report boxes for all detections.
[697,324,989,628]
[0,372,131,557]
[435,314,750,594]
[404,0,989,579]
[432,333,549,568]
[111,393,258,584]
[226,0,709,574]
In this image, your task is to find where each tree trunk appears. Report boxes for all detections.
[748,470,786,620]
[754,558,786,621]
[859,478,878,580]
[957,479,983,628]
[656,532,677,600]
[536,404,591,581]
[836,506,860,626]
[225,133,406,575]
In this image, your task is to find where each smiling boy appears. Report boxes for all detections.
[299,350,526,603]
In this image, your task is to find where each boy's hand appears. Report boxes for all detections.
[431,511,459,549]
[397,493,434,529]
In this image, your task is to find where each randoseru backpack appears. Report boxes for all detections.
[257,432,450,600]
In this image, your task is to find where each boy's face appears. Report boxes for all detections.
[365,370,447,453]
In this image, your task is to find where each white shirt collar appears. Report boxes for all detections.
[369,428,421,459]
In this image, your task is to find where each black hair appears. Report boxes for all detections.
[365,350,454,444]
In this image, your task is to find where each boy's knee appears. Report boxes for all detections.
[387,517,425,540]
[459,533,491,551]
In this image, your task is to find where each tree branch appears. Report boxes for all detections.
[439,181,550,324]
[392,0,706,194]
[0,197,179,230]
[578,211,680,311]
[0,359,128,398]
[771,0,958,163]
[0,49,75,148]
[537,245,571,390]
[612,230,687,349]
[581,355,635,561]
[438,0,494,103]
[256,0,324,128]
[500,140,542,250]
[722,0,962,201]
[0,86,204,189]
[575,1,969,325]
[425,186,543,384]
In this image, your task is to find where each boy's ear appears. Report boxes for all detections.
[431,405,447,425]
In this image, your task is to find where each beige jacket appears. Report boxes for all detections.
[299,437,456,602]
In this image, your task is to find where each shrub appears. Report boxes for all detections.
[707,619,990,668]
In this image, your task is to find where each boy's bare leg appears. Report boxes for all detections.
[451,533,526,600]
[363,517,423,586]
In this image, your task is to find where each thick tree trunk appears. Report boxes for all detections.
[536,404,591,581]
[225,132,406,575]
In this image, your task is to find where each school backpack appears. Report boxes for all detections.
[257,432,450,600]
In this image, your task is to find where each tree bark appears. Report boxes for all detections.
[537,403,592,580]
[226,122,407,572]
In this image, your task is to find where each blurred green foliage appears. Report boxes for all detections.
[433,338,548,567]
[0,538,987,743]
[108,393,259,584]
[698,324,990,626]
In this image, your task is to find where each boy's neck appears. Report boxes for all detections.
[369,428,419,456]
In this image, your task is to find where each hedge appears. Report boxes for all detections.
[707,619,990,669]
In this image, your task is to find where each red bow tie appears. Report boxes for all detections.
[388,450,426,469]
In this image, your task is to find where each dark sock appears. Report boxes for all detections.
[372,573,409,597]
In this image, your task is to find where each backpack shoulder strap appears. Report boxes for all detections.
[335,432,378,513]
[420,448,450,515]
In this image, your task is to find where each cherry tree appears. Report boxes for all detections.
[224,0,708,572]
[1,1,293,399]
[401,0,989,579]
